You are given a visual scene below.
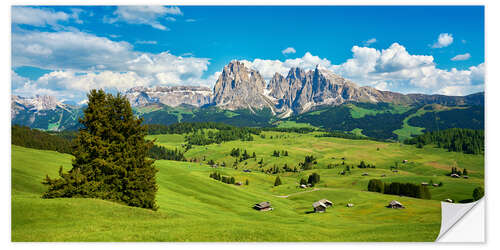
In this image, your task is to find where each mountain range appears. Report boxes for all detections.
[11,60,484,137]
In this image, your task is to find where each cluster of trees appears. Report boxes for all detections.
[261,127,317,134]
[405,128,484,154]
[272,150,288,157]
[147,122,261,135]
[11,125,74,154]
[357,161,376,169]
[147,144,186,161]
[300,173,321,186]
[315,131,373,141]
[299,155,317,170]
[449,167,468,176]
[209,172,236,184]
[185,128,255,146]
[230,148,256,161]
[367,179,431,199]
[264,164,298,174]
[42,90,158,210]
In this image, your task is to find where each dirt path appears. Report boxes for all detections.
[274,188,321,198]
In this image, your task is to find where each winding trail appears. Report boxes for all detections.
[274,188,321,198]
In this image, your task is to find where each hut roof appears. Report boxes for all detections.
[313,201,327,208]
[389,200,403,206]
[254,201,271,209]
[319,199,333,206]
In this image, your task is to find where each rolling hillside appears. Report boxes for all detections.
[12,130,484,241]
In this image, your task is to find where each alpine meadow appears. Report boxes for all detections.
[11,5,484,242]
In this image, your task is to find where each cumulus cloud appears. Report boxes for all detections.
[12,6,82,27]
[451,53,471,61]
[432,33,454,48]
[104,6,182,30]
[241,43,483,95]
[12,29,214,102]
[282,47,296,55]
[242,52,331,80]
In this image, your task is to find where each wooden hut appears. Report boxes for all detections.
[313,201,327,213]
[253,201,273,211]
[387,200,405,209]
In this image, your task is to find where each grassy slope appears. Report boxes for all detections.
[12,132,483,241]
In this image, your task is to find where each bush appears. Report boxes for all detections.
[472,187,484,201]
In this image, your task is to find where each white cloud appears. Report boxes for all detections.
[185,19,196,22]
[374,81,389,91]
[242,43,483,96]
[242,52,331,80]
[364,38,377,46]
[432,33,454,48]
[12,7,69,26]
[282,47,296,55]
[12,29,215,102]
[451,53,471,61]
[105,6,182,30]
[12,30,133,70]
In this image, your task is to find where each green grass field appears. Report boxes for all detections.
[12,130,484,241]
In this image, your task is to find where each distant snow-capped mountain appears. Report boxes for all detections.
[124,86,212,107]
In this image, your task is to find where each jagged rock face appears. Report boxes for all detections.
[212,61,275,112]
[265,66,388,114]
[125,86,212,107]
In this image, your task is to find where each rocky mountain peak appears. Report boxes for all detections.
[213,60,274,112]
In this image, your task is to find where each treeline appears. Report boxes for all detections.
[368,179,431,199]
[146,122,261,135]
[261,126,318,134]
[405,128,484,154]
[11,125,73,154]
[147,144,186,161]
[12,124,185,161]
[185,128,256,146]
[315,131,372,140]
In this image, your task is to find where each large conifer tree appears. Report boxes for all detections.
[42,89,158,210]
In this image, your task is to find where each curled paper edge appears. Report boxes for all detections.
[436,198,484,242]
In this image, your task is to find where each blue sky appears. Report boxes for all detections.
[11,6,484,103]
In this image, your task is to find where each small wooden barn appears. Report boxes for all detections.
[387,200,405,209]
[313,201,327,213]
[313,199,333,213]
[253,201,273,211]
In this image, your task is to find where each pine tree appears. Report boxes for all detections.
[42,89,159,210]
[274,176,282,186]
